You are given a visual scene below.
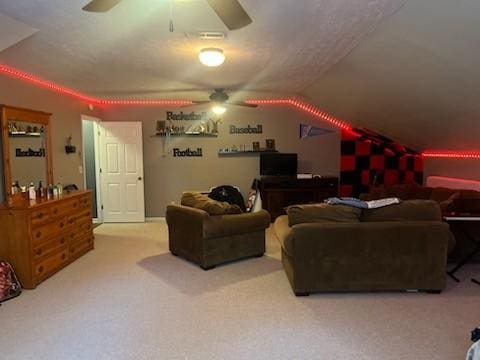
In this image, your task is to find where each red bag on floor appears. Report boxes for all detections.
[0,261,21,304]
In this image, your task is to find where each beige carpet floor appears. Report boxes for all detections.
[1,221,479,360]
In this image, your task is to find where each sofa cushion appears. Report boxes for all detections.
[438,192,460,212]
[181,192,242,215]
[460,189,480,199]
[429,187,459,203]
[407,184,433,200]
[380,184,411,200]
[286,203,361,226]
[361,200,442,222]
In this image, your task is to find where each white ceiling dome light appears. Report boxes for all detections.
[198,48,225,67]
[212,104,227,115]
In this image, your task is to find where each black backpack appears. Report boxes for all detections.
[209,185,246,212]
[0,261,21,305]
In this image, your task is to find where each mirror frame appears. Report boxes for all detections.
[1,104,53,201]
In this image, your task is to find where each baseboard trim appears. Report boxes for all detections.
[146,217,166,223]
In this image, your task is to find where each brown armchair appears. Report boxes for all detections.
[166,204,271,270]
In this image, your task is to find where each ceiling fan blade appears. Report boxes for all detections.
[225,101,258,108]
[206,0,252,30]
[178,100,211,108]
[82,0,123,12]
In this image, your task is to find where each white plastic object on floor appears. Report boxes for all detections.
[467,341,480,360]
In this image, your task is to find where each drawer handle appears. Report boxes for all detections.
[36,249,42,256]
[53,208,58,214]
[71,247,75,253]
[38,265,44,273]
[59,222,64,228]
[61,253,66,260]
[36,231,42,238]
[73,203,78,208]
[60,238,66,244]
[70,233,75,239]
[68,219,74,224]
[37,213,44,219]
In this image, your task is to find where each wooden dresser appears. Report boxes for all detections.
[0,190,94,289]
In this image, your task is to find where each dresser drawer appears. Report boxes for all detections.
[78,194,91,208]
[31,218,67,245]
[34,247,69,281]
[50,198,80,218]
[30,208,51,226]
[65,221,93,244]
[33,234,68,261]
[66,209,92,227]
[69,235,94,259]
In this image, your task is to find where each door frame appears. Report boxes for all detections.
[81,115,103,223]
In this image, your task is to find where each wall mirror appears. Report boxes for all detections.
[1,105,53,200]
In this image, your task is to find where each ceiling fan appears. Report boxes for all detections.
[191,88,257,108]
[82,0,253,31]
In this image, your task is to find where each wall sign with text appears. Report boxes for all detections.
[229,125,263,134]
[16,148,45,157]
[166,111,207,121]
[173,148,203,157]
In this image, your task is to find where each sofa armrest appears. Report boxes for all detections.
[166,204,210,254]
[204,210,271,239]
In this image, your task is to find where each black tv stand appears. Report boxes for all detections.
[257,176,338,221]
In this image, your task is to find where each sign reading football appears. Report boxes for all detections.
[173,148,203,157]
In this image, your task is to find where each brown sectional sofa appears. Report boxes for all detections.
[360,183,480,262]
[274,200,455,296]
[360,183,480,213]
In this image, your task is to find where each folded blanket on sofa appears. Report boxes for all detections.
[325,197,401,209]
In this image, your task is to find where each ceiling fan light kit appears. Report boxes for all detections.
[212,104,227,115]
[198,48,225,67]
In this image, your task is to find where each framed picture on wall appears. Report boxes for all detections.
[266,139,275,150]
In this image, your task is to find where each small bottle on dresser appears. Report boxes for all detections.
[28,182,36,200]
[37,181,45,198]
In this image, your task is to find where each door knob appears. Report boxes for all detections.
[138,177,143,181]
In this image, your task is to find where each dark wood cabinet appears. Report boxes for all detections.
[258,176,338,221]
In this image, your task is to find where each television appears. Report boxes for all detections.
[260,153,297,176]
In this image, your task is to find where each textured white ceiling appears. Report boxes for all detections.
[0,13,37,52]
[304,0,480,150]
[0,0,406,101]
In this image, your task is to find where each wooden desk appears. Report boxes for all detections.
[0,190,94,289]
[258,176,338,221]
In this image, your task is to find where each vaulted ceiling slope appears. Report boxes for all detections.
[306,0,480,151]
[0,0,405,102]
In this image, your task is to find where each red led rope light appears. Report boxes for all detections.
[3,63,480,158]
[0,64,193,106]
[422,151,480,159]
[246,98,352,130]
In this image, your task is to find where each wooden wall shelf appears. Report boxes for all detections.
[9,133,42,138]
[152,132,218,138]
[218,150,278,156]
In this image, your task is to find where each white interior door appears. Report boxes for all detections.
[99,122,145,222]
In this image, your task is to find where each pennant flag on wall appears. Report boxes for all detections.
[300,124,334,139]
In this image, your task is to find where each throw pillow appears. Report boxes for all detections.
[286,203,362,226]
[439,192,460,212]
[181,192,242,215]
